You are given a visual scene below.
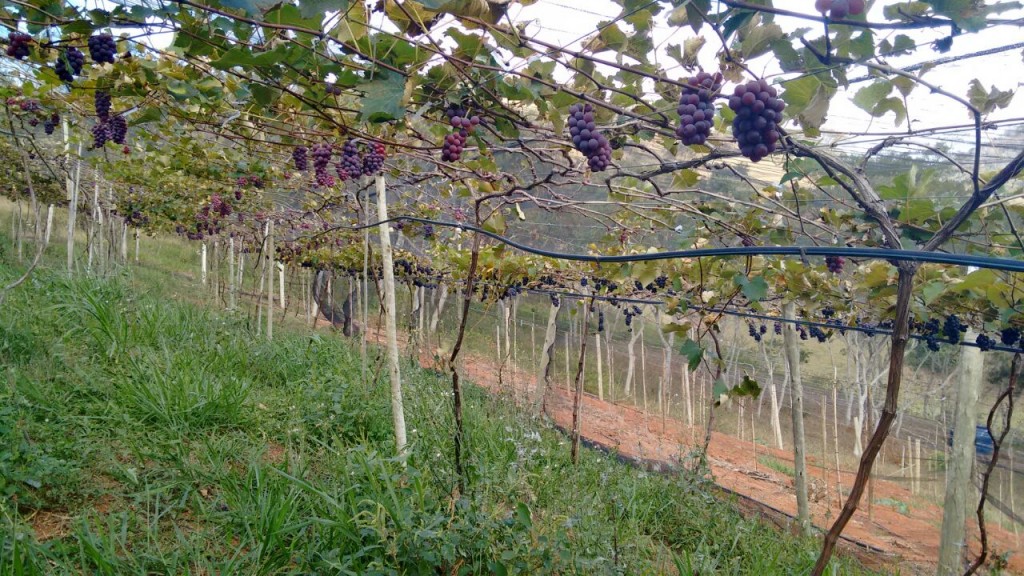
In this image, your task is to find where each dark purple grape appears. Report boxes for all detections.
[6,32,31,60]
[87,33,117,64]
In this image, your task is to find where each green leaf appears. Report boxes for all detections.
[712,378,729,406]
[852,80,892,112]
[515,502,532,528]
[679,338,704,372]
[734,274,768,301]
[298,0,349,19]
[673,169,699,188]
[740,23,783,60]
[781,75,836,136]
[967,80,1014,116]
[734,375,761,398]
[359,73,408,122]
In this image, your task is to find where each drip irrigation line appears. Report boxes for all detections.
[326,215,1024,273]
[517,285,1024,354]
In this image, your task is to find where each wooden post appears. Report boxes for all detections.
[564,332,571,393]
[201,242,208,285]
[534,300,560,414]
[64,123,81,275]
[278,262,286,310]
[265,221,273,340]
[595,329,604,401]
[376,174,407,456]
[937,330,983,575]
[228,236,236,310]
[782,303,811,534]
[915,438,922,495]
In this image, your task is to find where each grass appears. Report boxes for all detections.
[758,455,796,478]
[0,224,888,574]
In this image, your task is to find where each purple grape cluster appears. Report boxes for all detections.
[292,145,308,171]
[325,83,342,96]
[568,102,611,172]
[441,106,478,162]
[311,143,334,187]
[676,71,722,146]
[815,0,865,20]
[6,32,31,60]
[44,113,59,135]
[95,90,111,121]
[55,47,85,83]
[728,79,785,163]
[109,114,127,144]
[825,255,844,274]
[91,122,110,148]
[362,142,386,175]
[339,139,363,180]
[88,33,117,64]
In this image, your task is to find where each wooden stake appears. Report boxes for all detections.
[376,175,407,456]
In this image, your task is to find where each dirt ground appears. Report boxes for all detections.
[355,322,1023,575]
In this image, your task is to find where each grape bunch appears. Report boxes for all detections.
[44,113,59,135]
[292,145,308,171]
[568,103,612,172]
[109,114,127,144]
[91,121,110,148]
[728,79,785,163]
[976,333,995,352]
[325,82,342,96]
[825,255,844,274]
[440,106,479,163]
[338,138,363,180]
[88,33,117,64]
[942,314,967,344]
[95,90,112,121]
[55,47,85,83]
[1001,326,1020,347]
[6,32,32,60]
[815,0,865,20]
[676,71,723,146]
[310,143,334,187]
[362,142,386,175]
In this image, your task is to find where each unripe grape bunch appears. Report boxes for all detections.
[55,47,85,83]
[88,33,117,64]
[6,32,32,60]
[815,0,865,20]
[568,102,612,172]
[440,106,479,163]
[676,71,723,146]
[728,79,785,163]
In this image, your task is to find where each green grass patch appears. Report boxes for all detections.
[758,455,796,477]
[0,238,885,575]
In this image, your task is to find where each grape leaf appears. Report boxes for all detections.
[359,73,408,122]
[298,0,350,19]
[967,80,1014,116]
[679,338,704,371]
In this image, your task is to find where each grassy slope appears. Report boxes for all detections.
[0,232,883,575]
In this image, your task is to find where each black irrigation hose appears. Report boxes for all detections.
[327,215,1024,272]
[521,285,1024,353]
[315,216,1024,352]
